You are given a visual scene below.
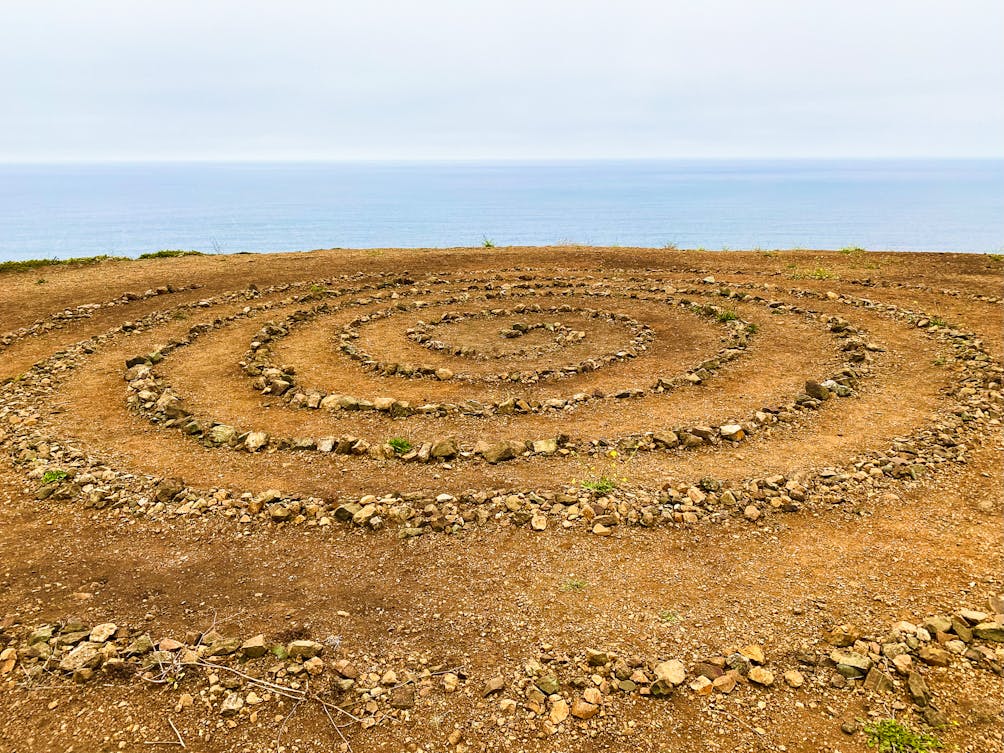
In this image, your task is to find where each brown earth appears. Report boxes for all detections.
[0,246,1002,753]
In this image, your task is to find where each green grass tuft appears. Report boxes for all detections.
[581,476,617,494]
[561,577,587,592]
[138,249,204,259]
[862,718,943,753]
[840,246,867,255]
[482,237,496,248]
[41,470,68,484]
[387,437,413,454]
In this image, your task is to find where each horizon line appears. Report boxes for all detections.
[1,154,1003,166]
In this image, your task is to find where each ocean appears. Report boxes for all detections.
[0,159,1001,260]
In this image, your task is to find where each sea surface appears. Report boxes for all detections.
[0,159,1001,260]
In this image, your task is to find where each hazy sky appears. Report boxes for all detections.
[1,0,1002,161]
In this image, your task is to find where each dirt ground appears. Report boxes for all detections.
[0,246,1001,753]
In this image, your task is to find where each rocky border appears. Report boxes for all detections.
[0,271,999,537]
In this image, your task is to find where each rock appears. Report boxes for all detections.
[783,670,804,688]
[536,673,560,695]
[892,654,913,675]
[124,634,154,656]
[269,504,292,522]
[973,621,1004,642]
[483,674,505,697]
[480,441,519,464]
[241,634,268,659]
[532,438,559,455]
[27,626,54,645]
[571,698,599,719]
[58,642,104,672]
[435,368,453,380]
[690,676,713,694]
[749,667,774,686]
[825,624,861,647]
[804,380,831,400]
[207,424,238,446]
[720,424,745,441]
[918,645,951,667]
[0,648,17,675]
[740,645,765,665]
[89,623,117,643]
[586,649,610,666]
[154,478,185,503]
[352,504,377,526]
[549,698,569,724]
[906,671,931,707]
[389,686,415,709]
[712,673,737,693]
[286,640,323,659]
[863,668,894,693]
[244,431,269,452]
[829,649,871,677]
[220,692,244,717]
[530,513,547,531]
[744,505,761,521]
[653,660,686,686]
[430,439,458,459]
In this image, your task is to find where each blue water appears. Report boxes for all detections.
[0,160,1001,260]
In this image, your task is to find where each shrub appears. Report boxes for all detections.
[862,718,942,753]
[41,470,68,484]
[387,437,412,454]
[138,250,204,259]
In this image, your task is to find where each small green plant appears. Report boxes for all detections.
[745,322,759,334]
[932,355,946,366]
[138,249,204,259]
[41,470,68,484]
[561,577,587,592]
[862,718,943,753]
[840,246,867,255]
[482,237,496,248]
[658,609,681,624]
[987,253,1003,262]
[716,309,739,323]
[760,250,778,258]
[36,278,46,284]
[929,316,948,327]
[581,476,617,494]
[662,242,679,251]
[387,437,412,454]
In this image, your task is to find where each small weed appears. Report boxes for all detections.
[662,242,679,251]
[387,437,413,454]
[760,250,778,258]
[791,267,838,280]
[138,249,204,259]
[987,253,1003,262]
[561,577,587,592]
[745,322,759,334]
[41,470,68,484]
[658,609,681,624]
[862,718,943,753]
[721,245,731,251]
[581,476,618,494]
[482,237,496,249]
[695,247,707,253]
[840,246,867,255]
[932,355,946,366]
[928,316,949,328]
[716,309,739,323]
[36,278,46,284]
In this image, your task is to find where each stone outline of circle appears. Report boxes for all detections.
[126,282,873,462]
[407,314,589,362]
[0,272,998,536]
[338,302,655,384]
[241,292,744,413]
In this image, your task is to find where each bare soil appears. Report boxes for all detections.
[0,247,1001,753]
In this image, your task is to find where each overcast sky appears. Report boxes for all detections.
[1,0,1001,161]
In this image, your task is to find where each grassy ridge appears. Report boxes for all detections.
[0,250,204,275]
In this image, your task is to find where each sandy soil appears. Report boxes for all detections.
[0,246,1001,753]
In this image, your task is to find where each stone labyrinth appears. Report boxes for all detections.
[0,258,1002,752]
